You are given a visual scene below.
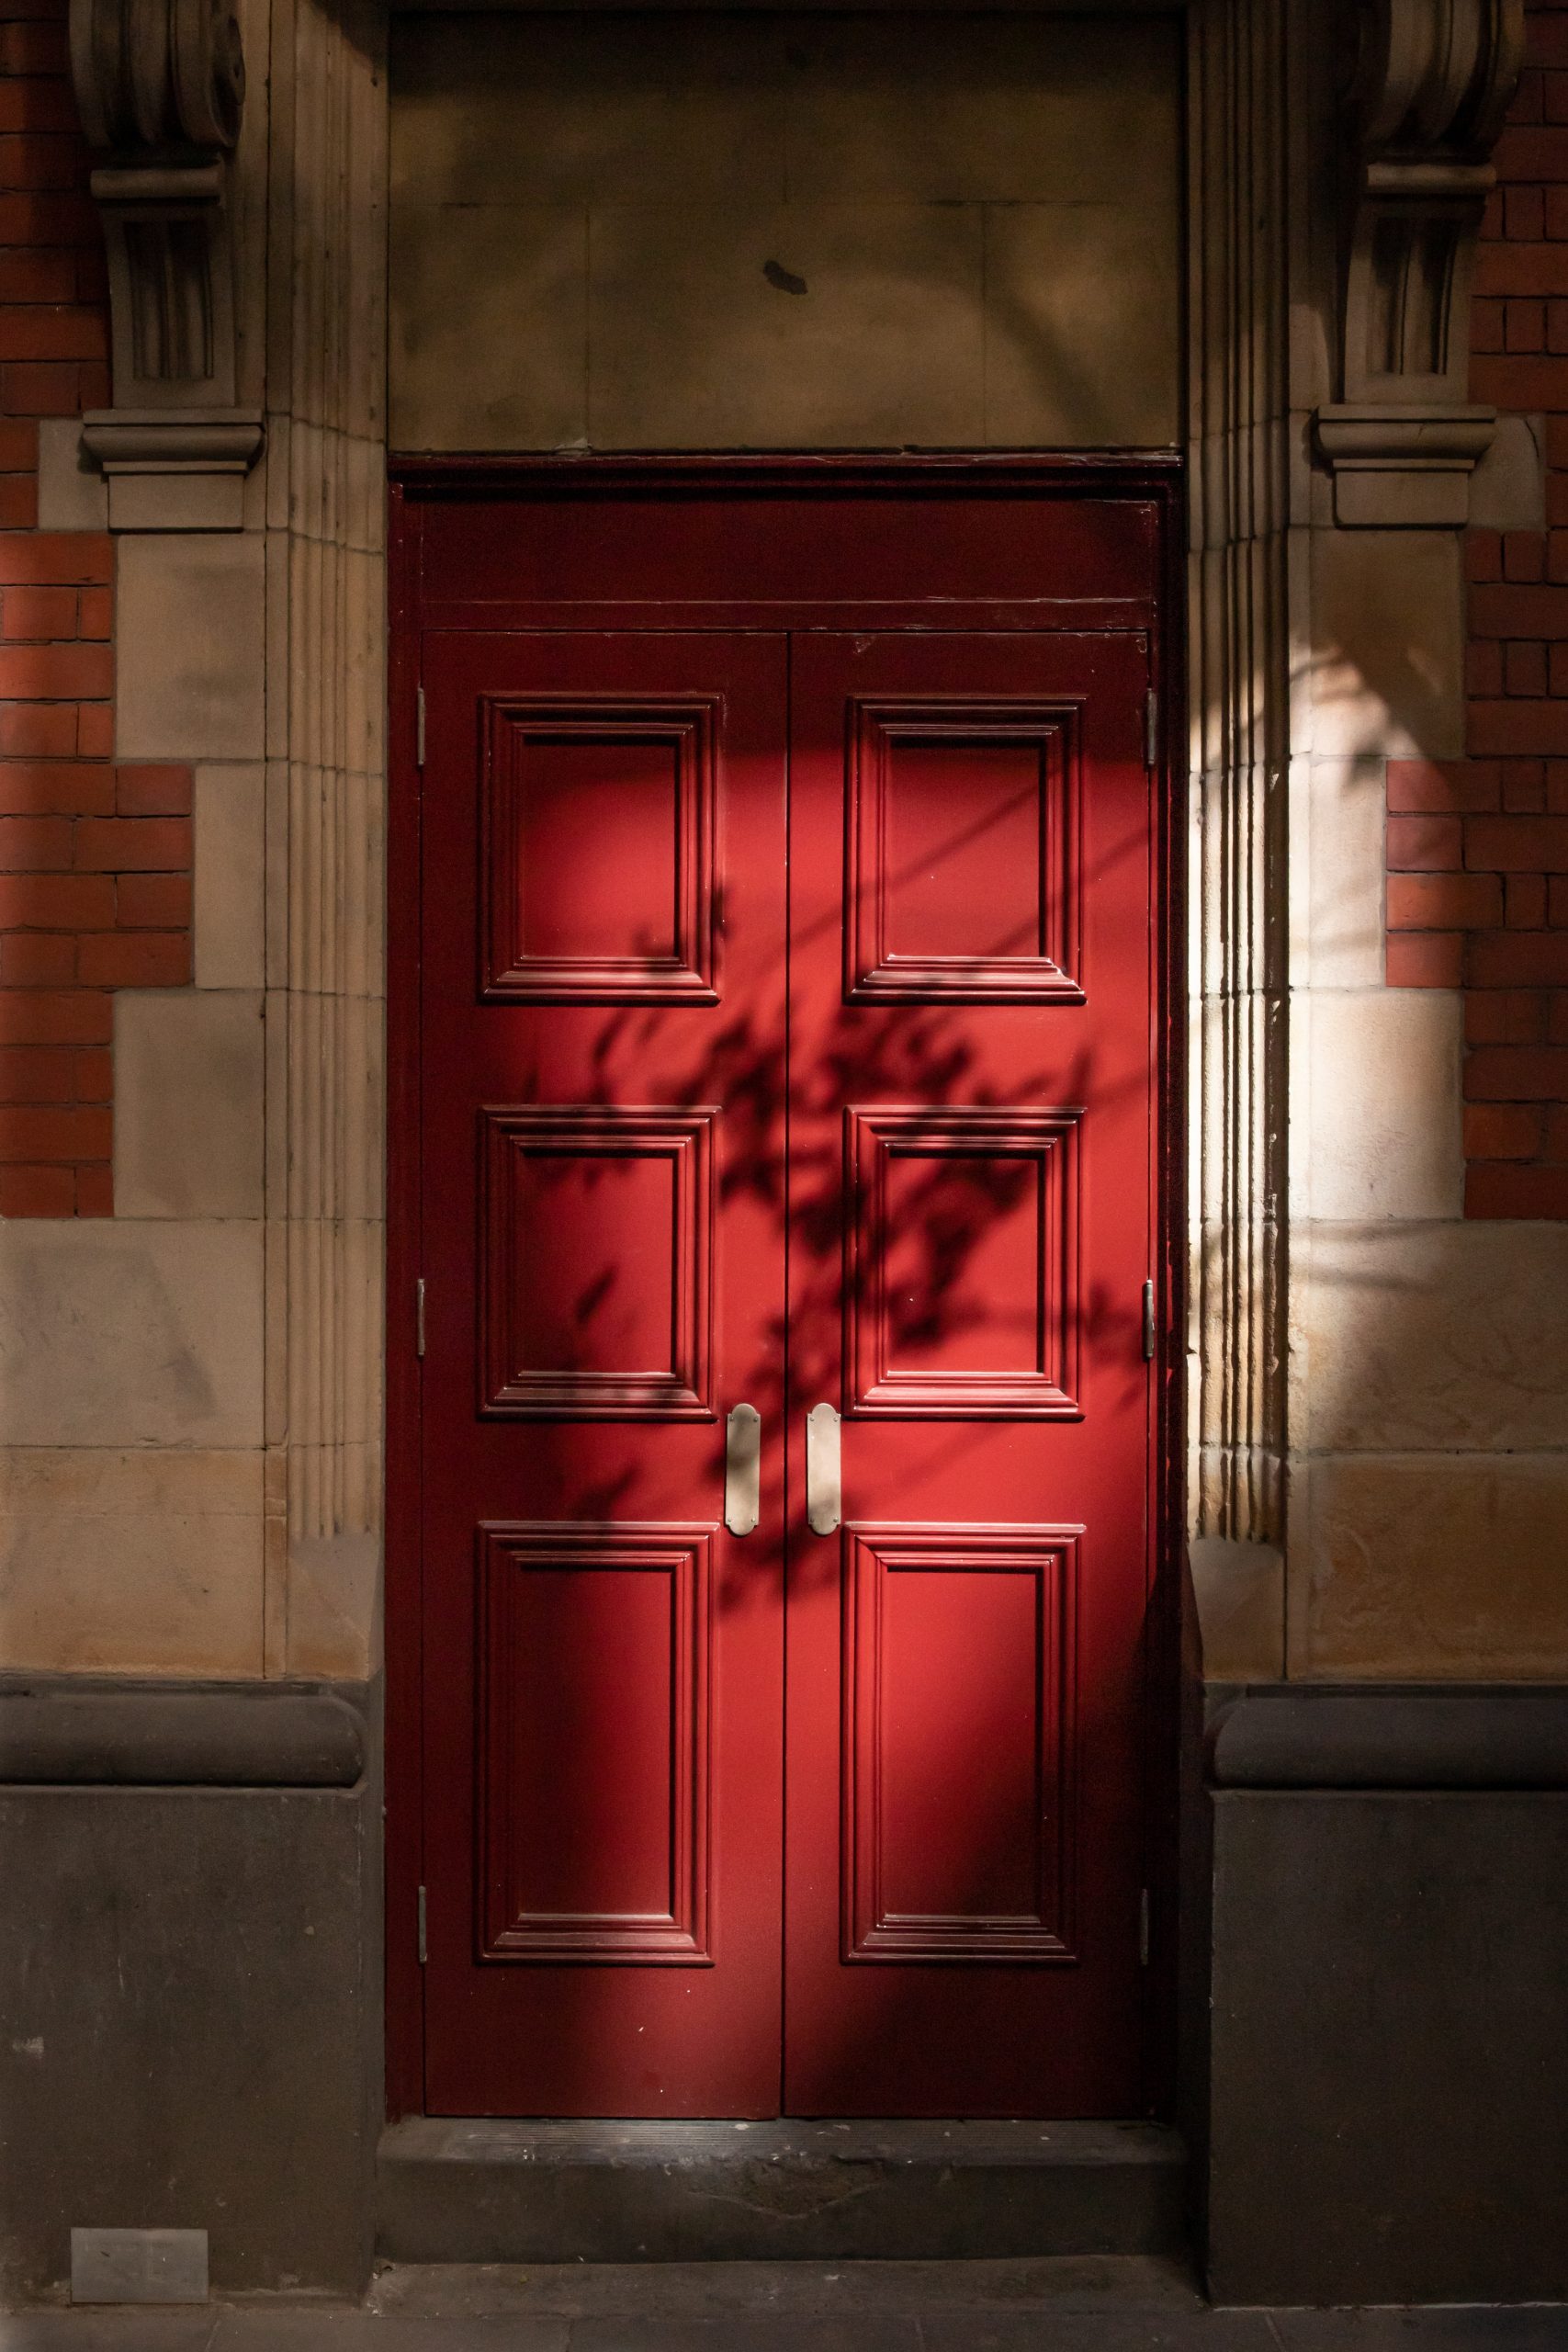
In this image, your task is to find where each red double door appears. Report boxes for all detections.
[411,482,1164,2120]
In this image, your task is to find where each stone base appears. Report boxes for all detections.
[377,2118,1188,2266]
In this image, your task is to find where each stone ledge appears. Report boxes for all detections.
[1206,1681,1568,1790]
[0,1675,367,1786]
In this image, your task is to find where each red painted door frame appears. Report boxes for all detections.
[383,455,1187,2123]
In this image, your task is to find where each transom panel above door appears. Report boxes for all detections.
[392,469,1174,2122]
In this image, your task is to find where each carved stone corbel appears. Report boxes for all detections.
[69,0,262,528]
[1317,0,1526,526]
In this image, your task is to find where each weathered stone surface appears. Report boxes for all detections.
[1293,1221,1568,1454]
[0,1222,263,1451]
[114,990,265,1220]
[1296,988,1463,1223]
[0,1783,377,2300]
[1307,528,1466,763]
[0,1449,264,1676]
[115,534,265,763]
[194,763,266,991]
[1296,1452,1568,1679]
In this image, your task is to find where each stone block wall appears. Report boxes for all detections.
[1385,2,1568,1222]
[0,0,193,1217]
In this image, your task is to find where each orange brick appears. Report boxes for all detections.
[116,872,190,929]
[1465,815,1568,870]
[0,1162,74,1216]
[73,1046,111,1102]
[76,587,110,639]
[1387,813,1461,871]
[75,933,190,988]
[1466,1162,1568,1218]
[74,705,112,759]
[1386,933,1464,988]
[0,989,110,1046]
[1388,872,1503,930]
[0,704,74,759]
[73,1161,113,1216]
[0,1105,111,1163]
[1464,1045,1568,1101]
[0,871,112,929]
[0,814,70,870]
[0,642,112,700]
[1,583,76,640]
[1469,932,1568,986]
[0,534,111,588]
[74,817,191,872]
[114,764,190,817]
[1463,1102,1542,1160]
[1387,758,1499,813]
[0,760,113,816]
[1507,874,1550,928]
[1465,990,1549,1045]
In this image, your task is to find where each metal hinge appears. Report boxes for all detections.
[417,1884,428,1966]
[1144,686,1159,770]
[1138,1888,1150,1968]
[1142,1279,1156,1362]
[416,684,426,769]
[415,1277,426,1360]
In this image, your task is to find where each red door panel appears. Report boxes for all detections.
[420,630,789,2117]
[405,487,1164,2125]
[784,633,1153,2117]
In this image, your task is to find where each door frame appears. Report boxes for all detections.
[383,451,1187,2121]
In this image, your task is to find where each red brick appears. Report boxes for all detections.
[73,1162,112,1216]
[116,872,189,928]
[1465,989,1549,1045]
[1550,641,1568,695]
[0,706,75,759]
[1505,184,1548,237]
[1469,639,1506,696]
[0,815,70,870]
[0,132,85,193]
[1476,695,1568,752]
[1469,931,1568,987]
[1387,758,1499,814]
[0,361,83,416]
[1,583,76,640]
[1503,639,1550,695]
[0,989,109,1046]
[74,705,112,759]
[1472,354,1568,408]
[77,361,109,410]
[1495,123,1568,180]
[1477,238,1568,295]
[1503,531,1548,583]
[114,764,190,818]
[1464,1045,1568,1101]
[1463,1102,1542,1160]
[1473,295,1506,353]
[0,933,72,983]
[0,17,68,70]
[0,422,37,471]
[0,1105,111,1163]
[1387,871,1504,931]
[1466,1162,1568,1218]
[1506,298,1547,351]
[1466,529,1503,583]
[1508,873,1550,928]
[1550,763,1568,814]
[0,76,75,133]
[1387,813,1461,870]
[0,872,112,929]
[1549,295,1568,351]
[0,253,81,308]
[1552,876,1568,924]
[1502,758,1549,811]
[74,817,190,873]
[1551,996,1568,1046]
[0,477,39,529]
[0,534,110,587]
[0,309,105,364]
[1473,580,1568,638]
[0,761,113,816]
[1543,1104,1568,1161]
[1514,67,1546,125]
[75,933,190,988]
[73,1046,110,1102]
[76,587,110,639]
[0,1045,76,1103]
[1386,932,1464,988]
[0,643,112,700]
[1464,814,1568,870]
[0,1161,73,1216]
[1551,528,1568,582]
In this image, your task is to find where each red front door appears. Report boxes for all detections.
[401,474,1168,2121]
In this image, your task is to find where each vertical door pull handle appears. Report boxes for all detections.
[725,1403,761,1536]
[806,1402,841,1537]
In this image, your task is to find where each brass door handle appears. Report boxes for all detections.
[806,1402,840,1536]
[725,1403,761,1536]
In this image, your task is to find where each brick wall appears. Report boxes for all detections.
[0,0,192,1216]
[1385,1,1568,1221]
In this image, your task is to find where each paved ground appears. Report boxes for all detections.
[0,2262,1562,2350]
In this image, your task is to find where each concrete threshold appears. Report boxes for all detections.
[376,2118,1187,2265]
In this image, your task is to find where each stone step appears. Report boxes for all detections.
[377,2118,1187,2266]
